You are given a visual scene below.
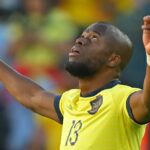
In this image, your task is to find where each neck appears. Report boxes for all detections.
[79,69,118,96]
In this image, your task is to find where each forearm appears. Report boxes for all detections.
[142,15,150,111]
[0,60,44,108]
[143,65,150,107]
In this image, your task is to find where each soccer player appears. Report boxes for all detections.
[0,16,150,150]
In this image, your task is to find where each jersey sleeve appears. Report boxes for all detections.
[126,91,141,124]
[53,89,79,124]
[54,95,63,124]
[112,85,142,126]
[121,87,142,126]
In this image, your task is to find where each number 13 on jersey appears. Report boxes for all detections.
[65,120,83,146]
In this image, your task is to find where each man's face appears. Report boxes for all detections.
[65,23,111,78]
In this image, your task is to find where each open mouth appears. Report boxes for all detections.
[69,47,80,56]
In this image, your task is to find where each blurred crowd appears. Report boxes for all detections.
[0,0,150,150]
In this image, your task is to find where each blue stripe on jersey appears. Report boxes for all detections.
[54,95,63,124]
[126,91,146,125]
[81,79,121,97]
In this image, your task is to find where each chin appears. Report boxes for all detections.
[64,61,98,79]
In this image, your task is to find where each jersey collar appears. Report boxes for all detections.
[81,79,121,97]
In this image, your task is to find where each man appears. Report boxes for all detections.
[0,16,150,150]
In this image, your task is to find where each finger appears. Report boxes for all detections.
[142,25,150,31]
[143,16,150,25]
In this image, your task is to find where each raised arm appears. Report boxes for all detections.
[129,16,150,124]
[0,60,60,123]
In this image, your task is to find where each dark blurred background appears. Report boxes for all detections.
[0,0,149,149]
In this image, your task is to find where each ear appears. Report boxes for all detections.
[107,54,121,68]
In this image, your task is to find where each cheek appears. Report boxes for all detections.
[83,55,97,67]
[79,45,109,64]
[85,51,108,67]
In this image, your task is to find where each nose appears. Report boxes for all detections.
[75,37,87,46]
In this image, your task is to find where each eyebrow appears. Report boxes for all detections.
[81,31,100,38]
[92,31,102,36]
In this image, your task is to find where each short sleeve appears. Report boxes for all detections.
[126,92,139,124]
[54,95,63,124]
[112,85,142,126]
[125,90,146,125]
[122,89,142,126]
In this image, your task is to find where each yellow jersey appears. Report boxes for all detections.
[54,80,146,150]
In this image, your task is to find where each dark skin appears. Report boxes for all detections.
[69,30,121,94]
[0,16,150,124]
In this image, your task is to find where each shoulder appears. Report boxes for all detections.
[61,89,80,98]
[100,84,141,104]
[59,89,80,104]
[110,84,141,96]
[54,89,80,123]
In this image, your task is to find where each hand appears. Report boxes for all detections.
[142,16,150,54]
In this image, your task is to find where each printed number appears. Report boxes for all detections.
[65,120,82,146]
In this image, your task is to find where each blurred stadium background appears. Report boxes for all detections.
[0,0,149,149]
